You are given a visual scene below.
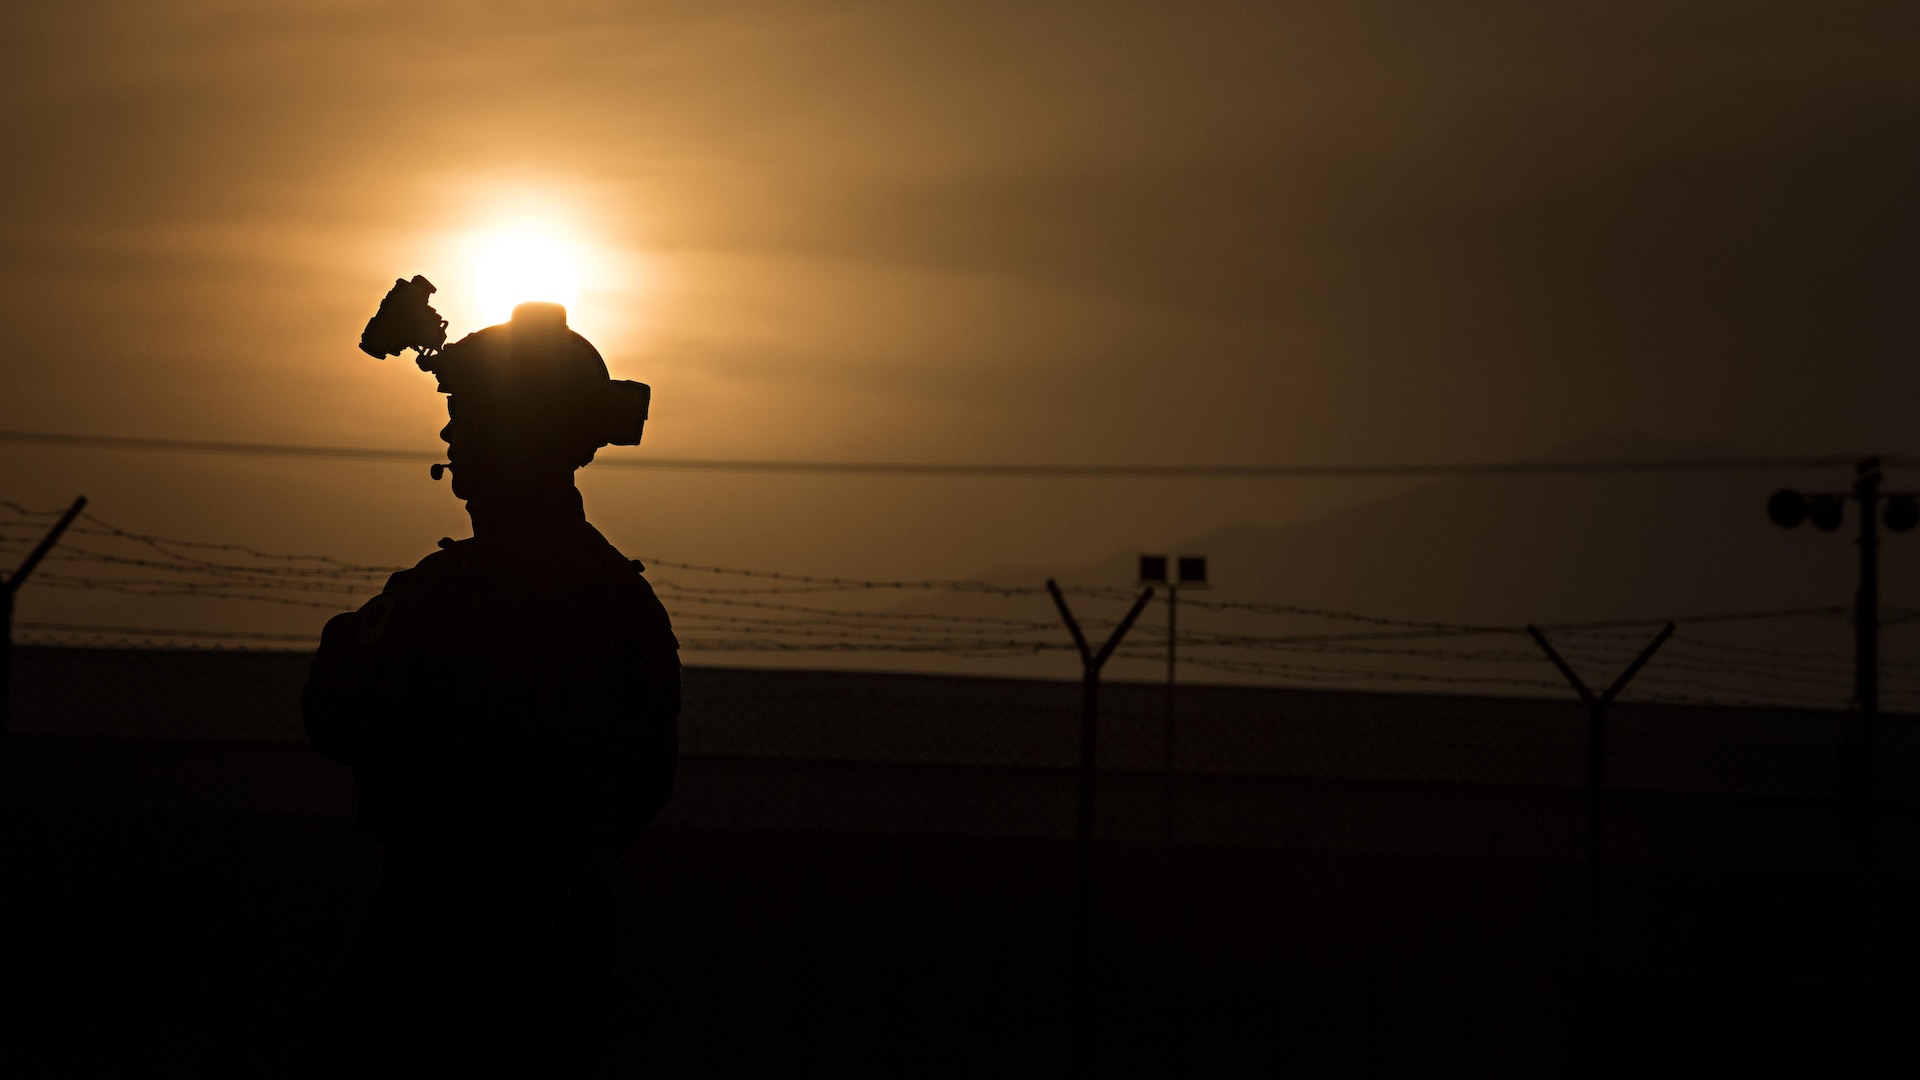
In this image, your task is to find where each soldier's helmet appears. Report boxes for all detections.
[430,302,650,480]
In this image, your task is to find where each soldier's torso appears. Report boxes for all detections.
[303,521,679,880]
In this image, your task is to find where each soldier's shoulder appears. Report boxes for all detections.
[379,538,490,595]
[576,527,653,582]
[399,530,634,588]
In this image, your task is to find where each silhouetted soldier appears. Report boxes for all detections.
[298,293,678,1076]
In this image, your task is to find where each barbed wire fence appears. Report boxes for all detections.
[6,498,1915,711]
[5,497,1919,878]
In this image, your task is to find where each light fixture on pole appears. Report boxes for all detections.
[1768,457,1917,864]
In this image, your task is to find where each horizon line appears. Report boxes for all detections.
[0,428,1898,479]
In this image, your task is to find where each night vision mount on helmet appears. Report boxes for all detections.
[359,275,450,364]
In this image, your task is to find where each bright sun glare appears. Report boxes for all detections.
[473,231,581,323]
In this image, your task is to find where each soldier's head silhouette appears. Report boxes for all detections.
[357,276,649,523]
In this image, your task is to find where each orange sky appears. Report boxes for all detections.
[5,2,1920,663]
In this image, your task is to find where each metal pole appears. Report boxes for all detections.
[1853,460,1880,819]
[1527,621,1672,1067]
[4,498,88,592]
[1848,461,1884,991]
[1162,584,1177,844]
[1583,698,1607,991]
[1,586,12,812]
[1077,664,1099,952]
[1,497,87,813]
[1045,579,1153,1058]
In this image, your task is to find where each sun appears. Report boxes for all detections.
[473,230,581,324]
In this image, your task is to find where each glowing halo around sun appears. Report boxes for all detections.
[472,231,581,323]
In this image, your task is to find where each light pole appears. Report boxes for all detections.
[1768,457,1917,852]
[1139,554,1207,843]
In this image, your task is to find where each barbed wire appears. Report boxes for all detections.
[29,566,371,596]
[1653,631,1920,671]
[643,556,1137,598]
[1177,596,1851,632]
[11,499,1918,711]
[1175,653,1891,710]
[3,502,404,574]
[28,576,361,611]
[1166,636,1864,688]
[659,591,1069,629]
[12,545,393,583]
[12,619,1916,713]
[669,614,1061,640]
[14,621,321,643]
[16,428,1898,476]
[666,618,1058,649]
[675,637,1066,655]
[653,580,990,598]
[1178,655,1571,693]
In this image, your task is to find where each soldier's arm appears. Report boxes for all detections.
[610,578,683,849]
[616,643,681,844]
[301,574,435,766]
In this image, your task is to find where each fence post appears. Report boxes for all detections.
[1,496,87,813]
[1527,621,1672,1073]
[1046,579,1153,1061]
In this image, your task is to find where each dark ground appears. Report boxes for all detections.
[5,805,1913,1077]
[5,650,1913,1075]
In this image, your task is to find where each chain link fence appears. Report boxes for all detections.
[7,643,1914,873]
